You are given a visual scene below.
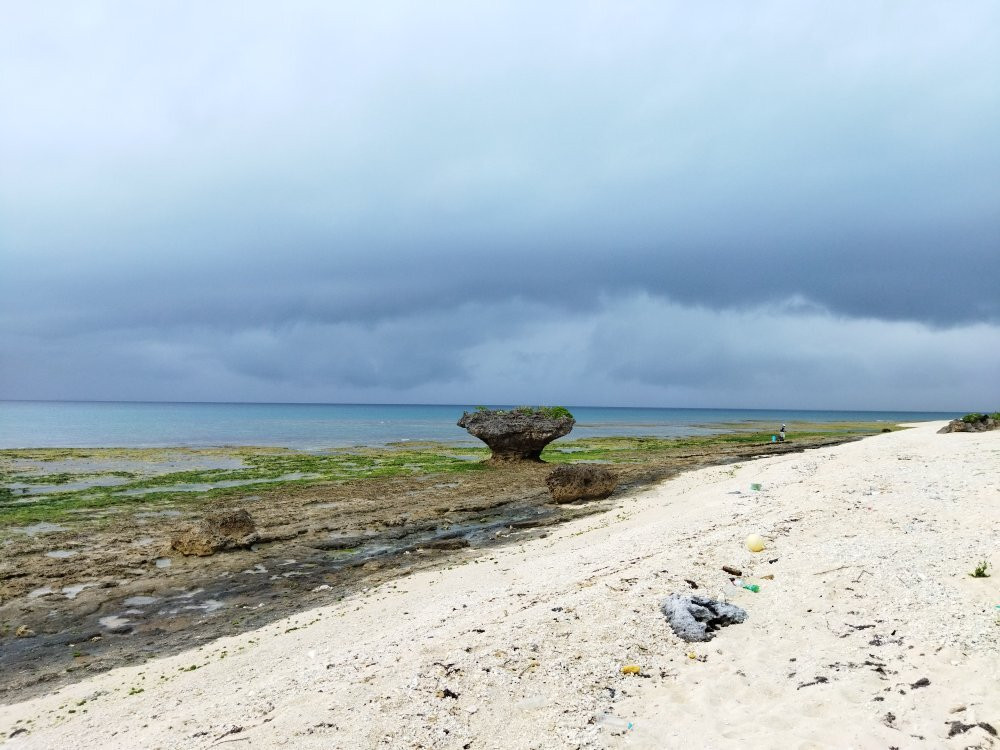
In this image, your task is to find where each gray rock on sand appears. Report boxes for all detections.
[457,408,574,463]
[545,465,618,503]
[170,509,259,557]
[660,594,748,642]
[938,415,998,433]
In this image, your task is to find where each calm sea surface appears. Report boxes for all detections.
[0,401,957,449]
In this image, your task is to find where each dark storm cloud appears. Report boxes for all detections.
[1,2,998,405]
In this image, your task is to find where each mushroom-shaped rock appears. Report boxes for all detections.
[545,465,618,503]
[457,407,574,463]
[171,509,259,557]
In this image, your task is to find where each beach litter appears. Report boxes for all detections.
[661,594,748,642]
[750,483,762,491]
[721,565,743,576]
[596,714,633,731]
[621,664,641,675]
[745,534,766,552]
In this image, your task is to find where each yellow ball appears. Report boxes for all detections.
[745,534,766,552]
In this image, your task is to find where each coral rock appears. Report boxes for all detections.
[660,594,748,642]
[938,415,998,433]
[170,509,258,557]
[545,465,618,503]
[457,409,574,463]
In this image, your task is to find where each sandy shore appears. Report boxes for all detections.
[2,421,998,748]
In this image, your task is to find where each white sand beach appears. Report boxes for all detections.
[3,421,998,749]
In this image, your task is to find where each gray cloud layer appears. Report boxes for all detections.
[2,2,998,408]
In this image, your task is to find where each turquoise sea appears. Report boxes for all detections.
[0,401,958,449]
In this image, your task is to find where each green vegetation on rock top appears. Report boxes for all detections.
[961,412,999,423]
[473,405,574,420]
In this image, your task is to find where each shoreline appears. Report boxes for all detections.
[2,421,997,747]
[0,401,957,450]
[1,429,875,701]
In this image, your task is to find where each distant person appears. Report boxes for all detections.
[778,424,786,442]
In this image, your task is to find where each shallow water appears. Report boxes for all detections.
[13,522,66,535]
[4,455,247,475]
[8,476,134,495]
[62,583,96,600]
[123,596,159,607]
[0,401,955,449]
[117,472,320,496]
[135,510,184,519]
[98,615,131,632]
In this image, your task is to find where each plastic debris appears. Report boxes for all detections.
[745,534,766,552]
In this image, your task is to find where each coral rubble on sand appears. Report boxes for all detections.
[660,594,748,642]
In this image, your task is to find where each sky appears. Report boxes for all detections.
[1,1,998,411]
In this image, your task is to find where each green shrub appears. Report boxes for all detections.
[539,406,574,420]
[969,560,991,578]
[473,405,574,420]
[961,413,987,423]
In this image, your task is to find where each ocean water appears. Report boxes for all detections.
[0,401,958,450]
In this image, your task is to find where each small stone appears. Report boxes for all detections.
[15,625,35,638]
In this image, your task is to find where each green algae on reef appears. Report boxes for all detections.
[0,445,491,526]
[0,422,892,528]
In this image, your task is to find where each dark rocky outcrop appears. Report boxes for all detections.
[545,465,618,503]
[457,408,574,463]
[660,594,748,642]
[308,533,374,551]
[938,414,999,433]
[171,509,259,557]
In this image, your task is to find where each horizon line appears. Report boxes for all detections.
[0,398,961,414]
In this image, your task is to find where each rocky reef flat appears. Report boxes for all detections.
[1,422,889,702]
